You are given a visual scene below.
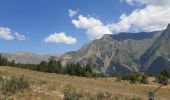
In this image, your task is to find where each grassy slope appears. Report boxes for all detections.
[0,66,170,100]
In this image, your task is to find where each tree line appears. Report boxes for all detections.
[0,54,169,84]
[0,55,96,77]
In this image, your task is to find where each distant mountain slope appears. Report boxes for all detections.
[146,56,170,76]
[61,25,166,75]
[140,24,170,75]
[1,52,59,64]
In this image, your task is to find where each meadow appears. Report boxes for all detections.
[0,66,170,100]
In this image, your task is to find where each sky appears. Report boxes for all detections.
[0,0,170,54]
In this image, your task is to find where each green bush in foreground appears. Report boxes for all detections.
[141,73,149,84]
[156,69,170,85]
[2,75,30,95]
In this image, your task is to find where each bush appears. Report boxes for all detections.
[2,75,30,95]
[65,63,94,77]
[120,72,148,84]
[0,54,8,66]
[63,85,82,100]
[96,92,112,100]
[121,72,141,83]
[0,71,5,82]
[116,76,122,82]
[156,69,170,85]
[141,73,149,84]
[84,71,91,77]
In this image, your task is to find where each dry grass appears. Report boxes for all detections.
[0,66,170,100]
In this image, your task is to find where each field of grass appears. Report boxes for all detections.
[0,66,170,100]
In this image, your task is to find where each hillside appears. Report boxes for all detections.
[61,24,170,76]
[0,66,170,100]
[1,52,59,64]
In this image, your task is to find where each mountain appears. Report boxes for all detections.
[140,24,170,75]
[61,24,170,76]
[1,51,59,64]
[146,56,170,76]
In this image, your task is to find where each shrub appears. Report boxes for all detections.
[116,76,122,82]
[0,54,8,66]
[84,71,91,77]
[63,85,82,100]
[2,75,30,95]
[156,69,170,85]
[121,72,141,83]
[119,72,148,84]
[140,73,149,84]
[96,92,112,100]
[0,71,5,82]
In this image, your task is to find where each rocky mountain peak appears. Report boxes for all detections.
[162,23,170,38]
[102,34,112,39]
[61,24,170,76]
[167,23,170,28]
[165,23,170,32]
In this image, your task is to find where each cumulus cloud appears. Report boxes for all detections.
[0,27,26,41]
[122,0,147,5]
[14,32,26,40]
[68,9,78,17]
[0,27,14,40]
[72,15,112,39]
[123,0,170,7]
[44,32,77,44]
[114,0,170,32]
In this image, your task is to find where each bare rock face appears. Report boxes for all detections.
[61,24,170,75]
[140,24,170,75]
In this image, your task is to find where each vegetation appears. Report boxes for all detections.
[0,66,170,100]
[2,75,30,95]
[141,73,149,84]
[0,54,8,66]
[63,85,82,100]
[156,69,170,85]
[0,54,169,86]
[0,55,95,78]
[96,92,112,100]
[118,72,149,84]
[64,63,94,77]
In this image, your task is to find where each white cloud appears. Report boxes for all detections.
[14,32,26,40]
[68,9,78,17]
[149,0,170,7]
[121,0,148,5]
[72,15,112,39]
[123,0,170,7]
[113,0,170,32]
[0,27,14,40]
[0,27,27,41]
[44,32,77,44]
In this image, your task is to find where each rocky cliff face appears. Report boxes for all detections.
[61,25,169,75]
[140,24,170,75]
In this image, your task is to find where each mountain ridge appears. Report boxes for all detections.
[61,24,169,75]
[1,51,60,64]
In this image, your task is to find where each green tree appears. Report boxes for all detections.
[0,54,8,66]
[37,60,48,72]
[47,56,62,73]
[85,64,93,74]
[121,72,141,83]
[141,73,149,84]
[156,69,170,85]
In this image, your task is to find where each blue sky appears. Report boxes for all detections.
[0,0,170,54]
